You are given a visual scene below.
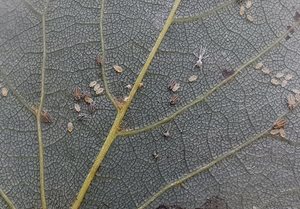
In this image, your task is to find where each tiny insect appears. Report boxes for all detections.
[294,11,300,22]
[113,65,123,73]
[170,95,179,105]
[271,78,280,85]
[67,122,74,133]
[281,80,288,87]
[84,96,93,104]
[245,0,252,9]
[77,113,90,121]
[88,102,97,113]
[73,87,82,100]
[194,46,208,68]
[95,87,104,95]
[275,72,284,78]
[287,94,296,110]
[93,84,101,92]
[273,118,287,129]
[246,14,254,22]
[89,81,97,88]
[125,84,132,89]
[255,62,263,70]
[138,82,144,88]
[96,54,104,65]
[168,80,180,92]
[262,67,271,74]
[285,74,293,81]
[74,103,81,113]
[188,75,198,82]
[279,128,286,138]
[1,87,8,97]
[240,5,245,16]
[152,151,159,161]
[163,130,170,137]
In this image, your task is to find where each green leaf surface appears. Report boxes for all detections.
[1,0,300,209]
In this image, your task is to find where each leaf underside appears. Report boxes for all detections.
[1,0,300,209]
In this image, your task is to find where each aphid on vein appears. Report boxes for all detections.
[222,69,235,79]
[73,87,82,100]
[170,95,179,105]
[41,109,53,123]
[1,87,8,97]
[287,94,296,110]
[96,54,104,66]
[138,82,144,88]
[74,103,81,113]
[262,67,271,75]
[273,118,286,129]
[67,122,74,133]
[194,46,208,68]
[123,96,130,102]
[113,65,123,73]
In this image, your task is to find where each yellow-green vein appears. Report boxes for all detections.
[118,22,300,137]
[71,0,182,208]
[99,0,118,110]
[0,189,16,209]
[173,0,235,24]
[36,14,47,209]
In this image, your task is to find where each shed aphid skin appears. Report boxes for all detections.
[138,82,144,88]
[93,84,101,92]
[239,5,245,16]
[113,65,123,73]
[246,14,254,22]
[95,87,104,95]
[73,87,82,101]
[74,103,81,113]
[163,130,170,137]
[287,94,297,110]
[275,72,284,78]
[1,87,8,97]
[254,62,263,70]
[270,129,280,135]
[89,81,97,88]
[194,46,208,68]
[170,95,179,105]
[271,78,280,85]
[262,67,270,75]
[188,75,198,82]
[67,122,74,133]
[84,95,93,104]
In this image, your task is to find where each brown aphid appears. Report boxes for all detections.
[93,84,101,92]
[113,65,123,73]
[1,87,8,97]
[115,99,125,109]
[170,95,179,105]
[84,96,93,104]
[222,69,235,79]
[255,62,263,70]
[246,14,254,22]
[279,128,286,138]
[74,103,81,113]
[73,87,82,100]
[96,54,104,65]
[275,72,284,78]
[287,94,296,109]
[273,118,287,129]
[95,87,104,95]
[67,122,74,133]
[41,109,53,123]
[240,5,245,16]
[125,84,132,89]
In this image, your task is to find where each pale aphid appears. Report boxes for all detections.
[287,94,296,109]
[279,128,286,138]
[245,0,253,9]
[292,89,300,94]
[113,65,123,73]
[96,54,104,66]
[285,74,293,81]
[84,96,93,104]
[125,84,132,89]
[67,122,74,133]
[1,87,8,97]
[74,104,81,113]
[194,46,208,68]
[275,72,284,78]
[163,130,170,137]
[271,78,280,85]
[93,84,101,92]
[138,83,144,89]
[188,75,198,82]
[262,67,271,74]
[170,95,179,105]
[281,80,288,87]
[152,151,159,161]
[95,88,104,95]
[240,5,245,16]
[246,14,254,22]
[123,96,130,102]
[89,81,97,88]
[255,62,263,70]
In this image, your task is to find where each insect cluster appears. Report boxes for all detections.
[239,0,254,22]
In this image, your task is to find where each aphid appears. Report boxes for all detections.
[194,46,208,68]
[275,72,284,78]
[245,0,252,9]
[89,81,97,88]
[222,69,235,79]
[188,75,198,82]
[95,87,104,95]
[168,80,180,92]
[170,95,179,105]
[271,78,280,85]
[281,80,288,87]
[74,103,81,113]
[84,96,93,104]
[255,62,263,70]
[96,54,104,66]
[123,96,129,102]
[172,83,180,92]
[246,14,254,22]
[41,109,53,123]
[270,129,280,135]
[240,5,245,16]
[285,74,293,81]
[273,118,287,129]
[73,87,82,100]
[294,11,300,22]
[93,84,101,92]
[138,82,144,88]
[67,122,74,133]
[163,130,170,137]
[287,94,296,110]
[88,102,97,113]
[113,65,123,73]
[262,67,271,74]
[1,87,8,97]
[152,151,159,161]
[279,128,286,138]
[125,84,132,89]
